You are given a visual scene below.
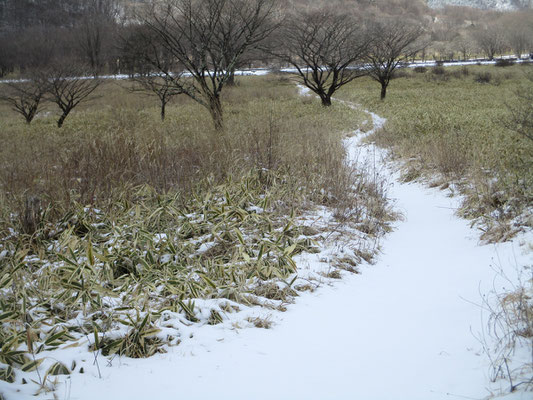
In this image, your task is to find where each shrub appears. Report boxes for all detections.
[391,69,410,79]
[413,66,427,73]
[495,59,515,68]
[432,66,446,75]
[475,72,492,84]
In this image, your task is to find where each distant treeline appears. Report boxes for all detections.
[0,0,532,80]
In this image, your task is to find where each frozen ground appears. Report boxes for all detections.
[2,90,531,400]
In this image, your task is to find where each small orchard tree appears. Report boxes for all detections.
[42,64,101,128]
[122,25,185,121]
[130,73,185,121]
[143,0,279,130]
[0,78,47,124]
[365,18,425,100]
[273,9,369,107]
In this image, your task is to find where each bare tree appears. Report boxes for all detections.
[505,16,533,59]
[75,0,120,74]
[143,0,279,130]
[133,74,184,121]
[273,9,369,107]
[0,78,47,124]
[122,24,185,121]
[365,18,425,100]
[9,27,69,73]
[473,25,507,60]
[453,33,475,61]
[223,47,258,86]
[42,64,101,127]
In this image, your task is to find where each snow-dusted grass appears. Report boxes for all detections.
[1,69,531,399]
[3,81,530,400]
[0,76,396,397]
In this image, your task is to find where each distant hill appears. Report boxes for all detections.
[427,0,532,10]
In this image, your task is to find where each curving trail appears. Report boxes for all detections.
[31,93,531,400]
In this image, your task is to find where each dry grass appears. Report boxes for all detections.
[0,75,367,233]
[479,266,533,393]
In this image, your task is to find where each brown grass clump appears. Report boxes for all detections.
[247,316,272,329]
[253,282,297,301]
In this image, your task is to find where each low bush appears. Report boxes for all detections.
[475,72,492,83]
[495,59,516,68]
[391,69,410,79]
[432,66,446,75]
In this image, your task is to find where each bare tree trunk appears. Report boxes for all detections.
[161,99,166,121]
[227,69,236,86]
[209,95,224,131]
[380,82,388,101]
[57,112,69,128]
[320,95,332,107]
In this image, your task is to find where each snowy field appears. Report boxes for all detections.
[1,85,531,400]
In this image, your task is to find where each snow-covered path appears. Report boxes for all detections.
[36,101,531,400]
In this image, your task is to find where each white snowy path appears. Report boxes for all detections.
[30,102,532,400]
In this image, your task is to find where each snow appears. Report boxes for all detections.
[5,59,533,85]
[0,69,271,85]
[2,86,531,400]
[428,0,523,11]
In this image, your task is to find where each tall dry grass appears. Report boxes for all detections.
[0,75,366,235]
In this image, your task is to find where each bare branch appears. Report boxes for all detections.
[365,18,426,100]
